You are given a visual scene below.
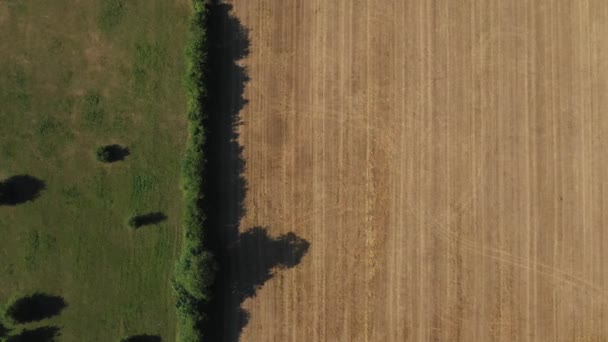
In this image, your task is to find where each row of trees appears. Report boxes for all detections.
[173,1,217,341]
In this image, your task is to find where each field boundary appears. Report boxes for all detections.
[173,1,216,341]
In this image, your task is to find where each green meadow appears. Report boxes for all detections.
[0,0,190,340]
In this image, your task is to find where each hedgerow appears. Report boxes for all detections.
[174,1,216,341]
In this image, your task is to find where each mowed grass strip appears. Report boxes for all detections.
[0,0,189,340]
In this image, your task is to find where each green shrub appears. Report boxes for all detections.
[96,146,112,162]
[175,251,215,302]
[96,144,129,163]
[173,1,216,341]
[126,212,167,229]
[127,215,140,229]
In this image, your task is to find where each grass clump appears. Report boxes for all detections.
[98,0,126,32]
[81,91,104,127]
[173,1,216,341]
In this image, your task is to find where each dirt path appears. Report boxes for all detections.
[216,0,608,341]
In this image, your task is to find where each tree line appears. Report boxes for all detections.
[173,1,217,341]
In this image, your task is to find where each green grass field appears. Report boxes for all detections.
[0,0,190,340]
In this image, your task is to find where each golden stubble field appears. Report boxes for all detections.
[217,0,608,341]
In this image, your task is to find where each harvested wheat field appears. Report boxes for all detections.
[212,0,608,341]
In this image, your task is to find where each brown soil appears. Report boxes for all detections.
[214,1,608,341]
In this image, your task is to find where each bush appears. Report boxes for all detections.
[96,145,129,163]
[127,212,167,229]
[96,146,112,162]
[127,215,140,229]
[175,251,215,302]
[173,1,216,341]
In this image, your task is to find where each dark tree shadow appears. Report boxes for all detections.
[0,323,9,339]
[6,326,60,342]
[120,335,161,342]
[103,144,130,162]
[6,294,66,324]
[231,228,310,299]
[129,212,167,229]
[0,175,46,206]
[204,2,311,341]
[225,227,309,340]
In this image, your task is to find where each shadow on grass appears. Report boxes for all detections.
[6,294,67,324]
[121,335,161,342]
[6,326,60,342]
[129,212,167,229]
[204,2,310,341]
[0,175,46,206]
[102,144,130,162]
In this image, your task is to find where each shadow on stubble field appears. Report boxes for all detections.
[204,2,310,341]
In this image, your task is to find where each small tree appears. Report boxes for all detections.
[127,215,140,229]
[95,146,112,163]
[126,212,167,230]
[95,144,129,163]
